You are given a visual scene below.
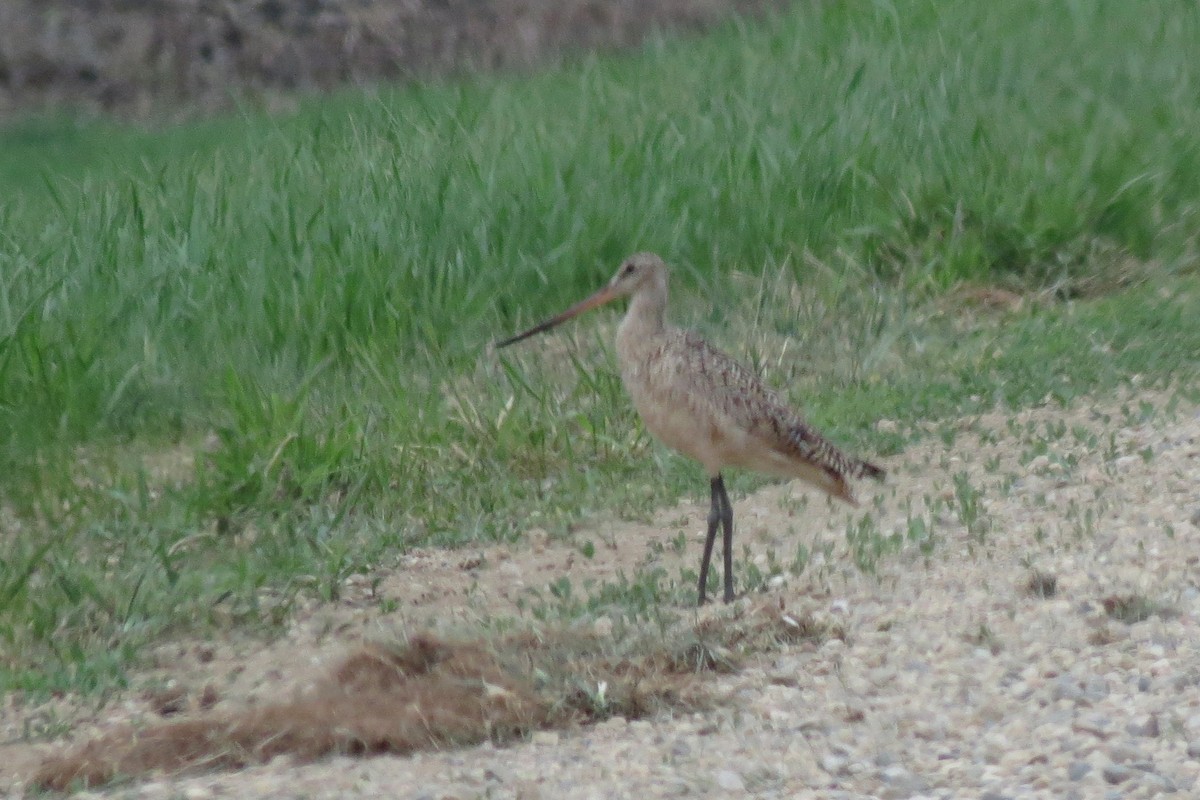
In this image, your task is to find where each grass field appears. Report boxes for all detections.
[1,0,1199,694]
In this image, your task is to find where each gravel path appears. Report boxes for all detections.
[6,387,1200,799]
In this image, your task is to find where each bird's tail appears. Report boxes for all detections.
[856,459,886,481]
[828,460,884,507]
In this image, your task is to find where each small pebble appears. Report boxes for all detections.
[1108,743,1143,763]
[1144,773,1178,793]
[1052,677,1084,702]
[821,754,848,775]
[880,770,927,795]
[715,769,745,792]
[1126,715,1160,737]
[1102,764,1133,785]
[1068,761,1091,781]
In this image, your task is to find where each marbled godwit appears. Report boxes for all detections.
[497,253,885,605]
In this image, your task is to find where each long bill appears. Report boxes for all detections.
[495,284,622,348]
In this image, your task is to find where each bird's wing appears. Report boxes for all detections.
[667,329,877,484]
[666,328,799,431]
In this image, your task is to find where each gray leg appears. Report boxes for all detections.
[717,476,735,603]
[697,475,724,606]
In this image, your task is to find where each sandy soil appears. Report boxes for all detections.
[4,385,1200,798]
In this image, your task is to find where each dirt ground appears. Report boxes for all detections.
[3,385,1199,798]
[0,0,788,120]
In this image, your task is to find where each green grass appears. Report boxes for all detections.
[2,0,1200,694]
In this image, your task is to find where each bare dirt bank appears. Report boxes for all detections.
[0,0,787,120]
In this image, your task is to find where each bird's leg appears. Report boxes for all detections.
[698,474,724,606]
[717,476,735,603]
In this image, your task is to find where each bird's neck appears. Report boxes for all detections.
[620,282,668,341]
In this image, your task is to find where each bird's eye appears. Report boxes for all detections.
[621,263,635,276]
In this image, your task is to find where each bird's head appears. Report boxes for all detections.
[605,252,668,298]
[496,252,669,348]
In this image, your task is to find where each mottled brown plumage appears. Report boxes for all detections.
[498,252,884,604]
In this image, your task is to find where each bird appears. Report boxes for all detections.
[497,253,885,605]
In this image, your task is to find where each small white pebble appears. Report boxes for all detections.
[715,769,745,791]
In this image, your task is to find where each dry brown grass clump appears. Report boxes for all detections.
[32,601,827,792]
[33,636,545,791]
